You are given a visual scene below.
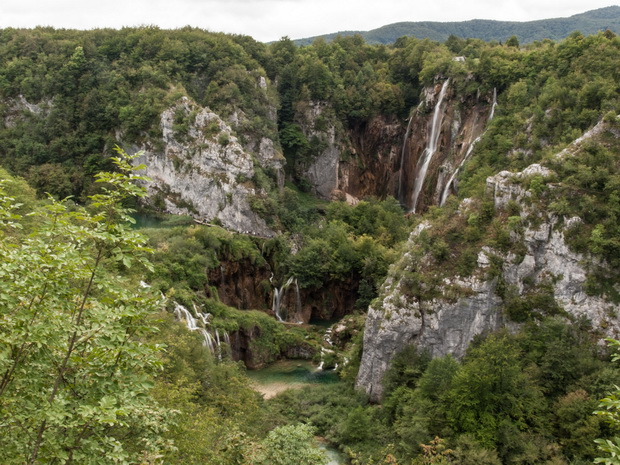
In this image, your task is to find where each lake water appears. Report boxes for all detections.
[247,360,345,463]
[246,360,339,399]
[317,441,346,465]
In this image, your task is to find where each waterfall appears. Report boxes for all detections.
[173,302,229,358]
[488,87,498,121]
[317,328,335,371]
[439,135,481,206]
[397,108,416,203]
[410,79,450,213]
[439,88,498,206]
[174,303,214,352]
[215,329,222,361]
[272,275,295,322]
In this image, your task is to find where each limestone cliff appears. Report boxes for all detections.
[208,256,359,324]
[398,80,495,212]
[294,82,494,211]
[356,119,620,402]
[134,97,283,236]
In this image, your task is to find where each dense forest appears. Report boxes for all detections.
[293,6,620,45]
[1,22,620,465]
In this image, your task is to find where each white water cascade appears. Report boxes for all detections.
[410,79,450,213]
[397,101,423,203]
[488,87,498,122]
[173,302,229,360]
[173,303,215,351]
[439,88,498,206]
[317,327,335,371]
[271,275,295,322]
[439,135,481,206]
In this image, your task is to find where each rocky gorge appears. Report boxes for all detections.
[356,118,620,401]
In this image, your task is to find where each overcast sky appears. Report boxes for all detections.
[1,0,617,42]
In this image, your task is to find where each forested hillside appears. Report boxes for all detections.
[294,5,620,45]
[1,24,620,465]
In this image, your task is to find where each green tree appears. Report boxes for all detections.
[447,333,545,449]
[595,339,620,464]
[0,150,170,464]
[250,423,328,465]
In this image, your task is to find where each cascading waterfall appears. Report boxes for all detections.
[173,303,215,352]
[317,327,335,371]
[488,87,498,121]
[410,79,450,213]
[271,275,295,322]
[143,281,228,358]
[214,329,222,361]
[439,135,481,206]
[173,302,229,359]
[397,103,421,203]
[439,88,498,206]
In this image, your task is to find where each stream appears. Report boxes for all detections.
[317,441,346,465]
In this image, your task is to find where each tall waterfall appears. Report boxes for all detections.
[439,136,481,206]
[410,79,450,213]
[488,87,498,121]
[397,104,420,203]
[439,88,498,207]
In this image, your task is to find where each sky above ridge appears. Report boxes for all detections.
[1,0,617,42]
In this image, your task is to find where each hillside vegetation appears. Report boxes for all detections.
[1,23,620,465]
[293,6,620,45]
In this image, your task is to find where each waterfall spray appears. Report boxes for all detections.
[439,88,498,206]
[410,79,450,213]
[488,87,498,121]
[173,302,230,358]
[272,276,295,322]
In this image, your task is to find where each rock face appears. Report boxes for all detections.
[398,80,494,212]
[3,95,51,128]
[207,258,271,311]
[340,116,404,200]
[134,97,282,236]
[131,82,493,236]
[356,122,620,402]
[208,258,359,324]
[296,101,342,199]
[229,325,270,370]
[358,275,508,401]
[295,83,494,212]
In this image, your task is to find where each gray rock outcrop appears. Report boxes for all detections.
[356,121,620,402]
[134,97,282,236]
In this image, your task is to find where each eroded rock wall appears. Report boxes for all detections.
[134,97,283,236]
[356,121,620,402]
[295,84,494,211]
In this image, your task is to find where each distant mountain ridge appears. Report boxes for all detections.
[293,5,620,45]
